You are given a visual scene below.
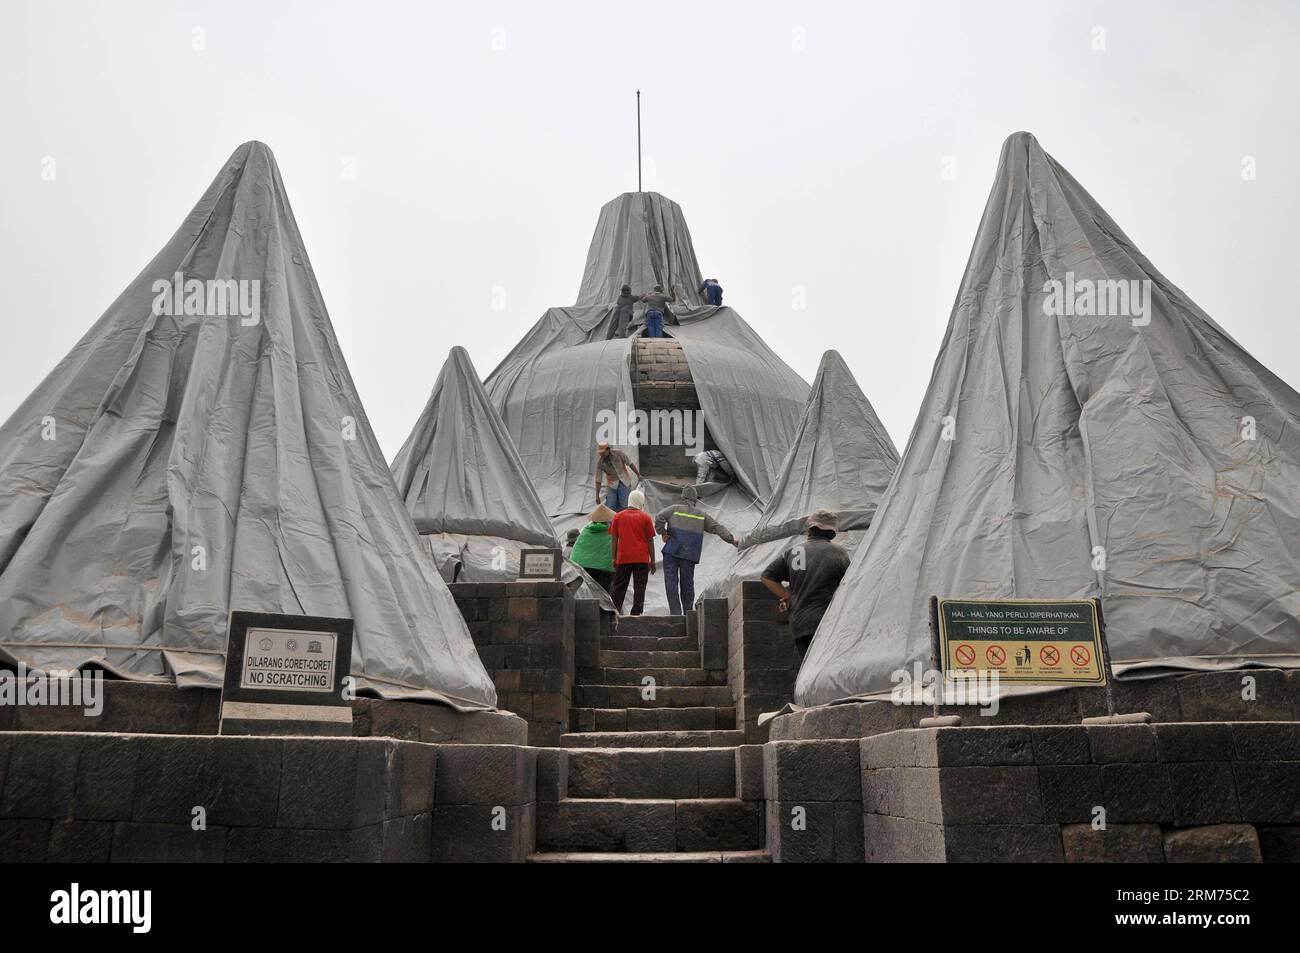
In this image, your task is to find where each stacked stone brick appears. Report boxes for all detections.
[631,336,705,478]
[859,722,1298,862]
[728,582,798,744]
[0,733,538,863]
[450,581,574,747]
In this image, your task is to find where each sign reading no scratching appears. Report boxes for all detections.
[519,547,561,580]
[220,611,354,735]
[241,628,337,691]
[932,598,1107,685]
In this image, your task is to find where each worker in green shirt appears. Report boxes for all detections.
[569,503,617,593]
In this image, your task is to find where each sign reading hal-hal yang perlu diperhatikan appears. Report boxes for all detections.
[931,597,1107,685]
[219,611,354,735]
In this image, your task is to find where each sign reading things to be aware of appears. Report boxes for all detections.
[934,598,1106,685]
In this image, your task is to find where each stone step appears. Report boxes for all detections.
[536,798,762,853]
[601,635,697,652]
[574,684,733,709]
[598,649,700,668]
[566,747,736,799]
[527,850,770,864]
[561,730,745,748]
[614,615,689,638]
[577,666,725,688]
[570,706,737,732]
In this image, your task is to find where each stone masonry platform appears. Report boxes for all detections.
[0,681,526,745]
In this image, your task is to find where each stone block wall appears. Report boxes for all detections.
[728,582,798,744]
[0,679,527,745]
[450,581,575,746]
[860,722,1300,862]
[573,598,612,672]
[763,739,864,862]
[430,743,537,862]
[770,669,1300,742]
[632,336,700,410]
[697,598,729,672]
[0,732,537,862]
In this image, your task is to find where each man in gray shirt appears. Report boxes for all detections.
[640,284,677,336]
[761,509,851,667]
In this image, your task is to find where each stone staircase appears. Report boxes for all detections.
[631,335,709,480]
[530,614,767,862]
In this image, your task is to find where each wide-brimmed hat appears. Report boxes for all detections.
[587,503,617,523]
[807,509,839,532]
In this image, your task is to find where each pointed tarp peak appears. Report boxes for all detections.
[577,191,705,308]
[219,140,278,177]
[391,347,558,547]
[739,349,899,547]
[1001,130,1041,150]
[0,144,497,708]
[796,135,1300,707]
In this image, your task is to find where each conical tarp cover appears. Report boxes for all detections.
[798,132,1300,707]
[0,142,496,708]
[742,350,899,545]
[391,346,558,547]
[577,192,705,308]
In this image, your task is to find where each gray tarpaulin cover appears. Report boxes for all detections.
[797,132,1300,707]
[390,345,613,606]
[485,193,810,612]
[705,349,899,598]
[0,142,496,709]
[392,346,558,546]
[578,192,705,308]
[742,350,898,545]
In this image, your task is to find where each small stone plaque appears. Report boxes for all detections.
[518,547,561,580]
[220,611,354,735]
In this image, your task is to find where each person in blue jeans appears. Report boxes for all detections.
[653,485,738,615]
[645,308,664,338]
[698,278,723,306]
[640,285,676,337]
[593,440,641,512]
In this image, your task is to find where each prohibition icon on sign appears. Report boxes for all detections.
[1040,645,1060,666]
[1070,645,1092,666]
[986,645,1006,666]
[954,644,976,666]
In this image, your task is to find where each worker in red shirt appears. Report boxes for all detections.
[608,488,657,615]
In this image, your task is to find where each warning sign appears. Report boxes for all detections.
[933,598,1106,685]
[219,611,354,737]
[240,628,337,692]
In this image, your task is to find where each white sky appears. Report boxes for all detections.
[2,0,1298,458]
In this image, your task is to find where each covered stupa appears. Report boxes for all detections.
[797,132,1300,707]
[705,349,899,597]
[390,345,613,605]
[0,142,496,708]
[483,192,813,612]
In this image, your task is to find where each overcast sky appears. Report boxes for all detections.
[3,0,1297,458]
